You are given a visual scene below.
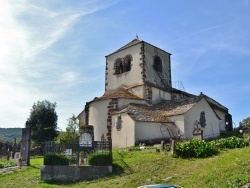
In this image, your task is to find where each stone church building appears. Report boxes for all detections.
[78,37,232,148]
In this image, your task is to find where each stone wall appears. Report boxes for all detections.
[41,165,112,182]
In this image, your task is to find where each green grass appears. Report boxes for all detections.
[1,147,250,188]
[0,158,16,168]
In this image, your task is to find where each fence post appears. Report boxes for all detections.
[77,144,80,166]
[171,140,176,154]
[160,140,165,154]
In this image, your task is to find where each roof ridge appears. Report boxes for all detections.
[200,93,228,111]
[106,38,142,57]
[93,86,143,102]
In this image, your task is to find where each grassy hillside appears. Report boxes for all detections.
[0,128,22,143]
[1,146,250,188]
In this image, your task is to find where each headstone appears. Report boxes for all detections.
[2,145,7,156]
[20,127,31,166]
[12,138,17,159]
[79,125,94,147]
[14,152,21,163]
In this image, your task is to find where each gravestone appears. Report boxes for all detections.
[79,125,94,147]
[14,152,21,163]
[192,120,203,140]
[12,138,17,159]
[20,127,31,166]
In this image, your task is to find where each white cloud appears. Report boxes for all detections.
[60,71,78,84]
[0,0,116,128]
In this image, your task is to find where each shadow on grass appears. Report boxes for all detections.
[113,152,134,174]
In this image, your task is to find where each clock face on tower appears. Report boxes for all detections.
[79,132,92,147]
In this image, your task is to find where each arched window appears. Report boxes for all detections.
[116,115,122,131]
[153,56,163,72]
[200,111,206,128]
[114,55,132,75]
[114,59,123,74]
[123,55,132,72]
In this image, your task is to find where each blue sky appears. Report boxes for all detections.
[1,0,250,130]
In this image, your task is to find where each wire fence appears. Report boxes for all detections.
[44,141,112,165]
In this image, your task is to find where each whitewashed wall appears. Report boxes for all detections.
[88,97,147,142]
[128,85,145,99]
[117,98,146,109]
[151,87,171,102]
[184,98,220,139]
[106,43,143,90]
[112,113,135,148]
[168,115,185,136]
[89,100,110,141]
[214,109,227,132]
[78,110,86,125]
[144,43,171,88]
[135,122,177,142]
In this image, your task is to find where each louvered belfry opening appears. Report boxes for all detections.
[153,56,163,72]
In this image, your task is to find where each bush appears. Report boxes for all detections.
[44,153,69,165]
[217,136,249,149]
[175,139,218,158]
[88,151,112,166]
[175,136,249,159]
[68,155,78,165]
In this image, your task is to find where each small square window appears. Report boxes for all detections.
[116,115,122,131]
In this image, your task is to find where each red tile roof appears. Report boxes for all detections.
[116,99,199,123]
[93,86,143,102]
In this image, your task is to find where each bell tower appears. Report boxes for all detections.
[105,38,144,91]
[105,38,172,91]
[140,41,172,91]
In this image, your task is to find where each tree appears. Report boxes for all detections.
[240,117,250,129]
[56,115,80,143]
[27,100,58,143]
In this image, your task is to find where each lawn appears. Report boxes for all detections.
[0,146,250,188]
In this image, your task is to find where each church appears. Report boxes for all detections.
[78,37,233,148]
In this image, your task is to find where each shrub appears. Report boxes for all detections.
[68,155,78,165]
[217,136,249,149]
[220,131,242,138]
[175,139,218,158]
[88,151,112,166]
[175,136,249,159]
[44,153,69,165]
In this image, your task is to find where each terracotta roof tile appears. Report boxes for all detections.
[93,86,143,101]
[119,99,199,123]
[172,89,228,112]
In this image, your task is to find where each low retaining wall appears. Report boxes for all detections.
[41,165,112,182]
